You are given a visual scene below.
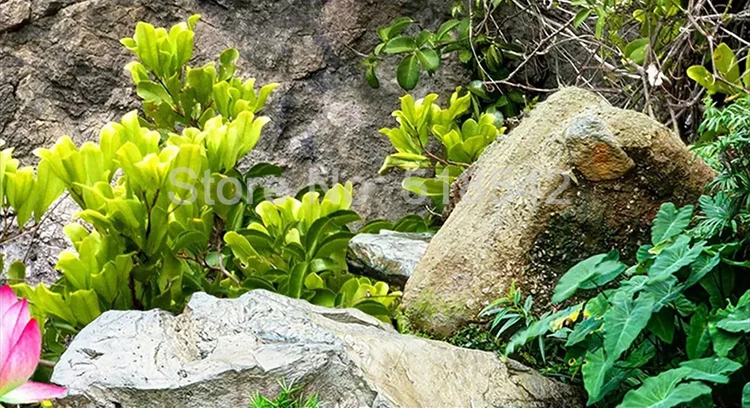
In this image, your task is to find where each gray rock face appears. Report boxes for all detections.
[348,231,431,288]
[0,0,30,32]
[0,0,466,282]
[52,290,583,408]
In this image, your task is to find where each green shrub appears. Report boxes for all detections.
[224,182,401,321]
[364,5,531,120]
[11,15,279,331]
[503,203,750,407]
[1,16,399,360]
[378,88,504,207]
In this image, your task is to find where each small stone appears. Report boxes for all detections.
[347,230,431,288]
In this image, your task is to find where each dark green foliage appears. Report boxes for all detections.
[694,95,750,241]
[503,203,750,407]
[365,2,531,119]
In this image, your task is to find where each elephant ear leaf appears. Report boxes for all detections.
[603,292,654,362]
[679,357,742,384]
[552,251,626,303]
[715,290,750,333]
[651,203,693,245]
[618,368,711,408]
[581,348,613,405]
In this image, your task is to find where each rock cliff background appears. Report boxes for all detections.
[0,0,464,280]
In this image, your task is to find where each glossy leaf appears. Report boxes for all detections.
[603,292,655,361]
[618,368,711,408]
[651,203,693,245]
[396,54,420,91]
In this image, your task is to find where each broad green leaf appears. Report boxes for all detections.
[365,65,380,89]
[618,368,711,408]
[582,348,613,405]
[377,17,414,41]
[358,220,395,234]
[136,80,174,106]
[402,177,448,197]
[7,261,26,284]
[224,231,265,266]
[679,357,742,384]
[218,48,239,80]
[133,22,161,75]
[352,299,391,317]
[552,251,625,303]
[396,54,420,91]
[603,292,655,361]
[715,290,750,333]
[315,231,354,259]
[685,253,720,289]
[687,65,717,92]
[743,382,750,408]
[310,288,336,307]
[33,159,65,221]
[384,36,417,54]
[647,308,674,343]
[622,340,656,369]
[713,43,740,83]
[325,209,361,228]
[709,308,743,357]
[686,304,711,359]
[565,318,603,347]
[68,289,102,326]
[416,49,440,74]
[651,203,693,244]
[624,38,650,64]
[304,272,325,290]
[6,167,36,227]
[648,236,704,284]
[436,19,461,41]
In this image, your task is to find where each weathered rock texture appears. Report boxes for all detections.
[347,230,431,288]
[403,87,715,337]
[52,290,582,408]
[0,0,465,282]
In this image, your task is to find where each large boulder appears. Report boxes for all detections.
[403,88,715,337]
[0,0,465,282]
[52,290,582,408]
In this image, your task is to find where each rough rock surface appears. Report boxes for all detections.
[403,87,715,337]
[0,0,466,282]
[347,230,431,288]
[52,290,583,408]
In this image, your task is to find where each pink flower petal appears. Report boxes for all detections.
[0,300,30,381]
[0,285,18,321]
[0,381,67,404]
[0,319,41,396]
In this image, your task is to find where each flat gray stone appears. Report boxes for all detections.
[52,290,583,408]
[348,231,431,288]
